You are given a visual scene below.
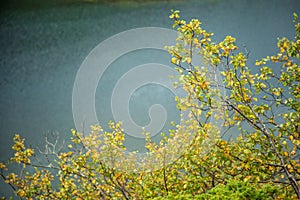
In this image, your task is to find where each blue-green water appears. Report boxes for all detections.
[0,0,298,197]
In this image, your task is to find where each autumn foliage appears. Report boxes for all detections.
[1,11,299,199]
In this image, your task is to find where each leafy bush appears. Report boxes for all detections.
[153,180,279,200]
[0,10,299,199]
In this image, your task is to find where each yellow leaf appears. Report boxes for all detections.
[186,57,191,64]
[243,175,251,182]
[171,57,177,64]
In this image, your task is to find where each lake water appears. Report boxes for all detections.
[0,0,298,196]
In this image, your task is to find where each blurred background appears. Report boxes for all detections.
[0,0,298,197]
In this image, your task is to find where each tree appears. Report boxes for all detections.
[1,10,299,199]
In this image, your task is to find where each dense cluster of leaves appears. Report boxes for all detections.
[1,10,299,199]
